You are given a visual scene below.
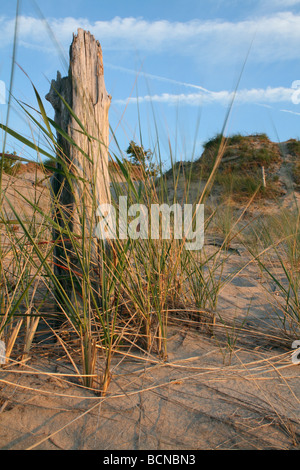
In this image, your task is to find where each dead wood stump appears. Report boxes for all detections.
[46,28,112,315]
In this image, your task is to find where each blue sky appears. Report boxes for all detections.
[1,0,300,169]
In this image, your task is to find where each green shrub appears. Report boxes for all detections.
[285,140,300,185]
[293,161,300,185]
[203,133,223,152]
[1,152,20,175]
[287,139,300,156]
[215,173,260,197]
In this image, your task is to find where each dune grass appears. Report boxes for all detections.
[0,73,239,395]
[0,11,299,403]
[246,205,300,337]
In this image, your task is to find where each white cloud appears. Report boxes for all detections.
[1,12,300,64]
[114,85,295,107]
[261,0,300,8]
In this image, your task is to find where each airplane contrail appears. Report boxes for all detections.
[105,63,211,93]
[280,108,300,116]
[107,63,299,117]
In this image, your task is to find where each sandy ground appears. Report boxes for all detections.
[0,250,299,450]
[0,170,299,450]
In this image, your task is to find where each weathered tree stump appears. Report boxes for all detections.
[46,29,111,311]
